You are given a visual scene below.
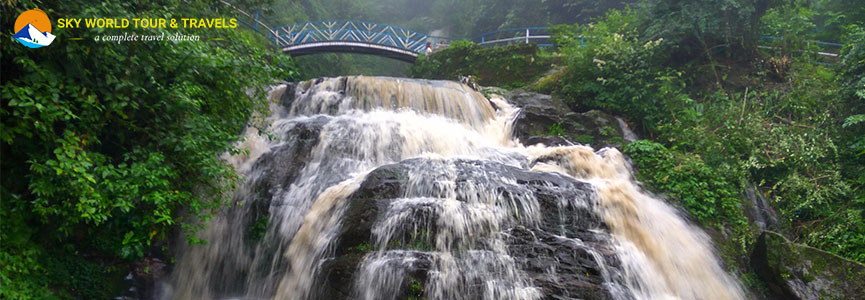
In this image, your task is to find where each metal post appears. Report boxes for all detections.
[580,36,584,48]
[526,28,530,44]
[254,11,259,32]
[481,34,485,45]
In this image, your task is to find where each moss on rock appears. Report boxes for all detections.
[751,231,865,299]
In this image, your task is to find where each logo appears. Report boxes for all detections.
[13,8,55,48]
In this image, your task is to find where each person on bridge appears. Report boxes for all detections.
[426,42,432,56]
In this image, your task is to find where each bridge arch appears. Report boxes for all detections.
[223,0,555,62]
[275,21,429,62]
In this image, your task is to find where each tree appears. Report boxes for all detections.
[1,0,299,297]
[640,0,776,62]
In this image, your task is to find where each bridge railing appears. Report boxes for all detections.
[220,0,287,46]
[426,28,553,53]
[223,1,557,56]
[428,35,454,51]
[758,36,843,65]
[274,20,429,53]
[475,27,553,47]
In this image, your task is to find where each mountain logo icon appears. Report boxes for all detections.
[13,8,55,48]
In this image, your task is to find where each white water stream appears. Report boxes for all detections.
[165,76,744,300]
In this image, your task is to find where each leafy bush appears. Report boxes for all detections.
[550,5,864,266]
[410,41,557,88]
[1,0,300,297]
[551,8,696,134]
[624,140,747,227]
[760,1,818,57]
[639,0,772,61]
[831,24,865,262]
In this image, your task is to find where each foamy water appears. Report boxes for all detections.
[165,76,744,300]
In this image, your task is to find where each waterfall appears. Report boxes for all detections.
[164,76,745,300]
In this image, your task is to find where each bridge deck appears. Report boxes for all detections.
[282,41,419,62]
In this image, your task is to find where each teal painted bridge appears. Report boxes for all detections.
[225,1,551,62]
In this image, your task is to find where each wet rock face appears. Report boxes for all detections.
[121,256,169,300]
[250,115,330,199]
[743,184,780,232]
[495,88,634,148]
[507,225,619,300]
[244,115,330,226]
[751,231,865,300]
[278,82,298,108]
[318,158,621,300]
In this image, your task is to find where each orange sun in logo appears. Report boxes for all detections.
[15,8,52,34]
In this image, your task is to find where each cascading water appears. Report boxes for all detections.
[164,76,745,300]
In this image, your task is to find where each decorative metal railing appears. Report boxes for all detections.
[758,36,844,65]
[225,2,555,55]
[475,27,553,47]
[274,21,428,53]
[221,1,288,46]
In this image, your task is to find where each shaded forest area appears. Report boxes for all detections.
[1,0,300,298]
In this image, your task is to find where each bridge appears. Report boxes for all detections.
[274,21,430,62]
[224,1,551,62]
[269,20,550,62]
[271,22,550,62]
[224,2,841,64]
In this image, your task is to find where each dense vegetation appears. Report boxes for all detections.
[2,0,862,298]
[1,0,300,298]
[411,42,559,88]
[411,0,864,290]
[548,1,865,269]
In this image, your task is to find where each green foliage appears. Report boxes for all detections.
[639,0,772,61]
[1,0,300,297]
[530,67,566,94]
[756,0,862,65]
[740,271,768,293]
[838,25,865,114]
[624,140,747,228]
[831,24,865,262]
[542,2,865,267]
[257,0,630,77]
[845,113,865,158]
[651,56,861,261]
[845,115,865,128]
[346,242,375,254]
[546,122,567,137]
[259,0,433,77]
[429,0,629,38]
[574,135,595,145]
[0,245,54,299]
[384,230,434,251]
[248,215,270,242]
[407,278,426,300]
[552,8,696,133]
[410,41,556,87]
[761,0,817,53]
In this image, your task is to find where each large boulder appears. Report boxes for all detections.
[316,158,622,300]
[241,115,330,242]
[488,88,636,148]
[743,184,780,232]
[751,231,865,300]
